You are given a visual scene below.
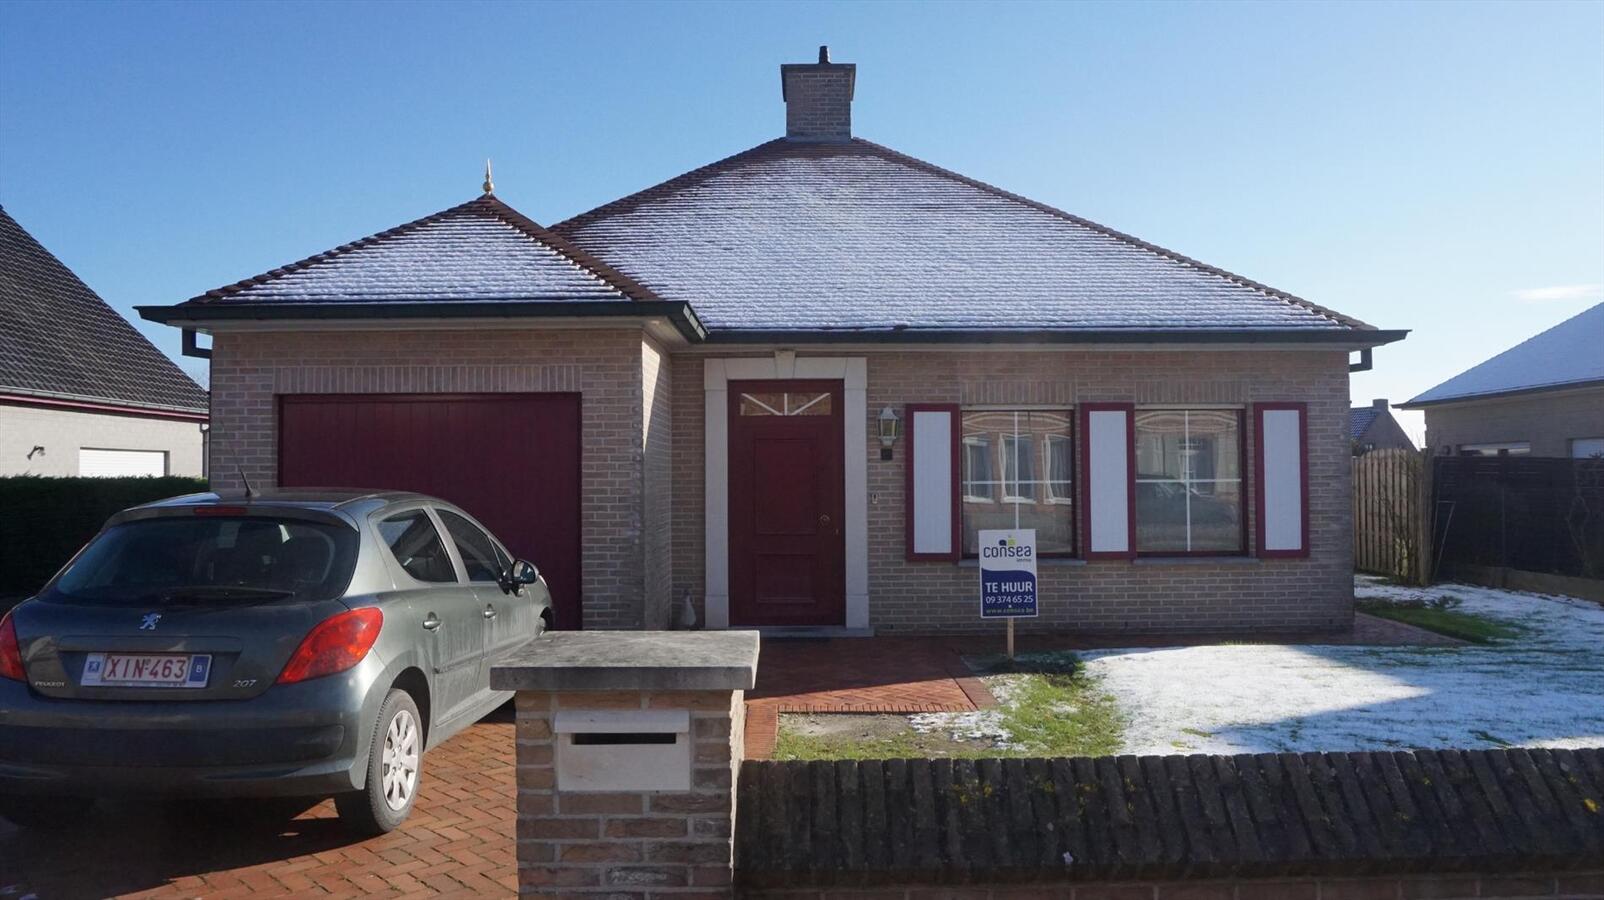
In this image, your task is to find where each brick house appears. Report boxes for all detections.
[142,49,1405,635]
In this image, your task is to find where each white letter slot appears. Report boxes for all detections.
[552,709,692,792]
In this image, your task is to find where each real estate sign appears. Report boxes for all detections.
[978,528,1038,618]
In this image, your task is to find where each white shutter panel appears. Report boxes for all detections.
[1256,404,1308,557]
[1083,405,1133,558]
[907,405,958,560]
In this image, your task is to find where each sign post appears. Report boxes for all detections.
[978,528,1037,660]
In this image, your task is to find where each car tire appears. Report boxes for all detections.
[0,795,92,830]
[336,688,423,835]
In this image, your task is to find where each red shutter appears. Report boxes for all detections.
[905,404,961,561]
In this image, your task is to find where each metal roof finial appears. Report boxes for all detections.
[482,159,494,195]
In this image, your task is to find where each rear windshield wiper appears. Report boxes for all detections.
[140,586,297,604]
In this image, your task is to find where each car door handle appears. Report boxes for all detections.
[422,613,441,631]
[483,606,497,620]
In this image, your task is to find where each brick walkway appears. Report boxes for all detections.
[0,705,520,898]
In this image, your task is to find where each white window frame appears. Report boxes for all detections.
[1459,441,1531,457]
[962,434,996,504]
[1044,434,1074,504]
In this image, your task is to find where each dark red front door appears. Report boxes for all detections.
[727,380,845,626]
[278,393,583,629]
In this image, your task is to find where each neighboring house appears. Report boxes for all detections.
[141,49,1405,634]
[0,206,208,477]
[1400,302,1604,458]
[1349,398,1415,454]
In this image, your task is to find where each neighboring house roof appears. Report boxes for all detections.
[1403,302,1604,407]
[185,195,654,306]
[1349,406,1381,439]
[0,205,207,415]
[553,138,1397,342]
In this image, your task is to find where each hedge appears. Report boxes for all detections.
[0,475,209,597]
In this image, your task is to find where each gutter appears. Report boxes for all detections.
[1398,378,1604,410]
[138,300,710,344]
[700,328,1410,348]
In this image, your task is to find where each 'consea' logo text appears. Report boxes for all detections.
[980,543,1033,560]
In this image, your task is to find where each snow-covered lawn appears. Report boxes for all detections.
[1082,576,1604,755]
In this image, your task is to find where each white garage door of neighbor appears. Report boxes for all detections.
[79,448,167,477]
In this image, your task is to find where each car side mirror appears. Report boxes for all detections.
[510,559,539,585]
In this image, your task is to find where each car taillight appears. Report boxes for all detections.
[277,608,383,684]
[0,612,24,681]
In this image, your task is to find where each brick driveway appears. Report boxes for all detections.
[0,705,520,899]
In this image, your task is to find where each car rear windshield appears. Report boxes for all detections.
[52,515,359,605]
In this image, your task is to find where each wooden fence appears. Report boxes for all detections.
[1352,448,1430,584]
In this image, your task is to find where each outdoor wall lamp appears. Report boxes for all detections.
[877,406,901,461]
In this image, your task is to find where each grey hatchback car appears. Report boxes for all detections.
[0,489,551,834]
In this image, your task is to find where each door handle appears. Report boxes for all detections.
[819,514,831,524]
[483,606,497,620]
[422,613,441,631]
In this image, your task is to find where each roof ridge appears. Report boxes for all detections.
[189,197,493,303]
[476,195,661,303]
[852,137,1375,331]
[551,139,792,234]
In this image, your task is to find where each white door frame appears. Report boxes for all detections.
[704,356,868,629]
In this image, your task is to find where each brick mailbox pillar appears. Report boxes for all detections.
[490,631,760,898]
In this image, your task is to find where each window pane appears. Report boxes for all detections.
[1188,482,1243,552]
[378,511,457,583]
[1134,410,1243,554]
[738,392,832,416]
[438,509,503,583]
[960,410,1073,556]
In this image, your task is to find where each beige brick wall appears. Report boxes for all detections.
[207,328,662,629]
[514,688,743,897]
[671,348,1356,634]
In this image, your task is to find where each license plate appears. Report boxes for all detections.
[81,653,212,688]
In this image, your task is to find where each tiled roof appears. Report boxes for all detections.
[555,138,1381,335]
[736,748,1604,887]
[1406,302,1604,407]
[1350,406,1381,439]
[186,195,654,306]
[0,206,207,414]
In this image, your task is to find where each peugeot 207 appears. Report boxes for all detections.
[0,489,551,834]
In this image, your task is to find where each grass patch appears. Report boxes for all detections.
[1357,601,1523,644]
[770,653,1124,761]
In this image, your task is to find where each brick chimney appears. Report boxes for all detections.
[1373,398,1389,409]
[781,46,855,142]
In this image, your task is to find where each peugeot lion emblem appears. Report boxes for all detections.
[139,612,162,631]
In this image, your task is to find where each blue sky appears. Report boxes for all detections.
[3,0,1600,439]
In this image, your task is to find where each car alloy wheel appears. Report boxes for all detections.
[381,708,420,811]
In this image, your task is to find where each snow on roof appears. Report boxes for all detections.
[186,195,651,306]
[1405,302,1604,406]
[555,138,1378,334]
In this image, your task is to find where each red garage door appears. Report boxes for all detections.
[279,393,583,629]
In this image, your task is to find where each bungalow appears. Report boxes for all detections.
[141,49,1405,634]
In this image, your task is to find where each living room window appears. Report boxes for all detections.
[1133,409,1244,554]
[960,409,1074,557]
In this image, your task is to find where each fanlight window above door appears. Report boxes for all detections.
[738,392,833,417]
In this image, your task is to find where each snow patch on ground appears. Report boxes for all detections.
[907,673,1030,749]
[1078,576,1604,755]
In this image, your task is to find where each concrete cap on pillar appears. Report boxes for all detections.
[490,630,760,692]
